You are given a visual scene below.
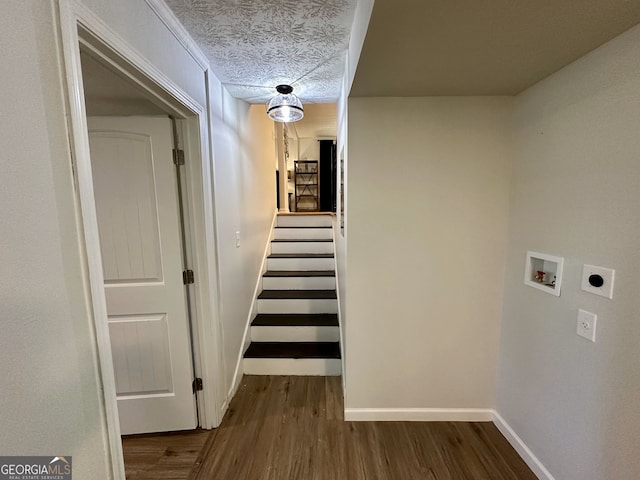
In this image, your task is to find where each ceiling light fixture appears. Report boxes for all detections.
[267,85,304,123]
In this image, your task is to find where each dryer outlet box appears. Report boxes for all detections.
[581,264,614,299]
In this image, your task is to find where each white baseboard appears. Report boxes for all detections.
[492,411,555,480]
[343,407,553,479]
[344,408,494,422]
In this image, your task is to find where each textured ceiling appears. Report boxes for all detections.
[352,0,640,97]
[165,0,357,104]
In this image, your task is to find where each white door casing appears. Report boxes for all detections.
[88,116,196,435]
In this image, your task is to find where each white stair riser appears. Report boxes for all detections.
[263,276,335,290]
[277,215,332,228]
[257,298,338,314]
[243,358,341,376]
[274,228,332,240]
[267,257,334,271]
[251,326,340,342]
[271,241,333,254]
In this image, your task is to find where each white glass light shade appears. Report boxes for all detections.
[267,91,304,122]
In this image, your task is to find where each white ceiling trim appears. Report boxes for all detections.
[146,0,210,71]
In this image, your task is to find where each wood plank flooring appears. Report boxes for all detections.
[123,376,536,480]
[122,430,209,480]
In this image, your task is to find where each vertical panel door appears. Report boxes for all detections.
[88,116,196,435]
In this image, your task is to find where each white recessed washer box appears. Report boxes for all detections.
[581,264,615,299]
[524,251,564,296]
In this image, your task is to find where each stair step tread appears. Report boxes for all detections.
[268,253,334,259]
[275,226,331,229]
[258,290,337,299]
[277,213,332,216]
[264,270,335,277]
[244,342,341,359]
[271,238,332,243]
[252,313,339,327]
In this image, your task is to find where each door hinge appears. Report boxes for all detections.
[183,269,194,285]
[173,148,185,166]
[192,377,203,393]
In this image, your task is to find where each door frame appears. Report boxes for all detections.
[58,2,225,478]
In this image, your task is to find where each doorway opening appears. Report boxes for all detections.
[59,6,224,478]
[81,48,203,435]
[276,104,338,213]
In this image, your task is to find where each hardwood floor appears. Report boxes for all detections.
[122,429,209,480]
[123,376,536,480]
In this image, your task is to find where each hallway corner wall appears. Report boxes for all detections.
[345,96,513,414]
[496,23,640,480]
[208,84,277,394]
[334,0,374,393]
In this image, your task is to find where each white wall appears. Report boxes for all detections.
[285,123,297,195]
[496,24,640,480]
[298,138,320,160]
[0,1,111,477]
[208,85,276,393]
[81,0,207,107]
[345,97,512,412]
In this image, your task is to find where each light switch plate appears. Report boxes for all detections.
[581,264,614,299]
[577,309,597,342]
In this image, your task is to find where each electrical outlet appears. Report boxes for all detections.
[236,231,240,248]
[577,309,597,342]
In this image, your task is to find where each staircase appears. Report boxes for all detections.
[243,214,341,376]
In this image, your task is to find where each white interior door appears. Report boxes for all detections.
[88,116,196,435]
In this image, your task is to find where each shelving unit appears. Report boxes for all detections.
[294,160,319,212]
